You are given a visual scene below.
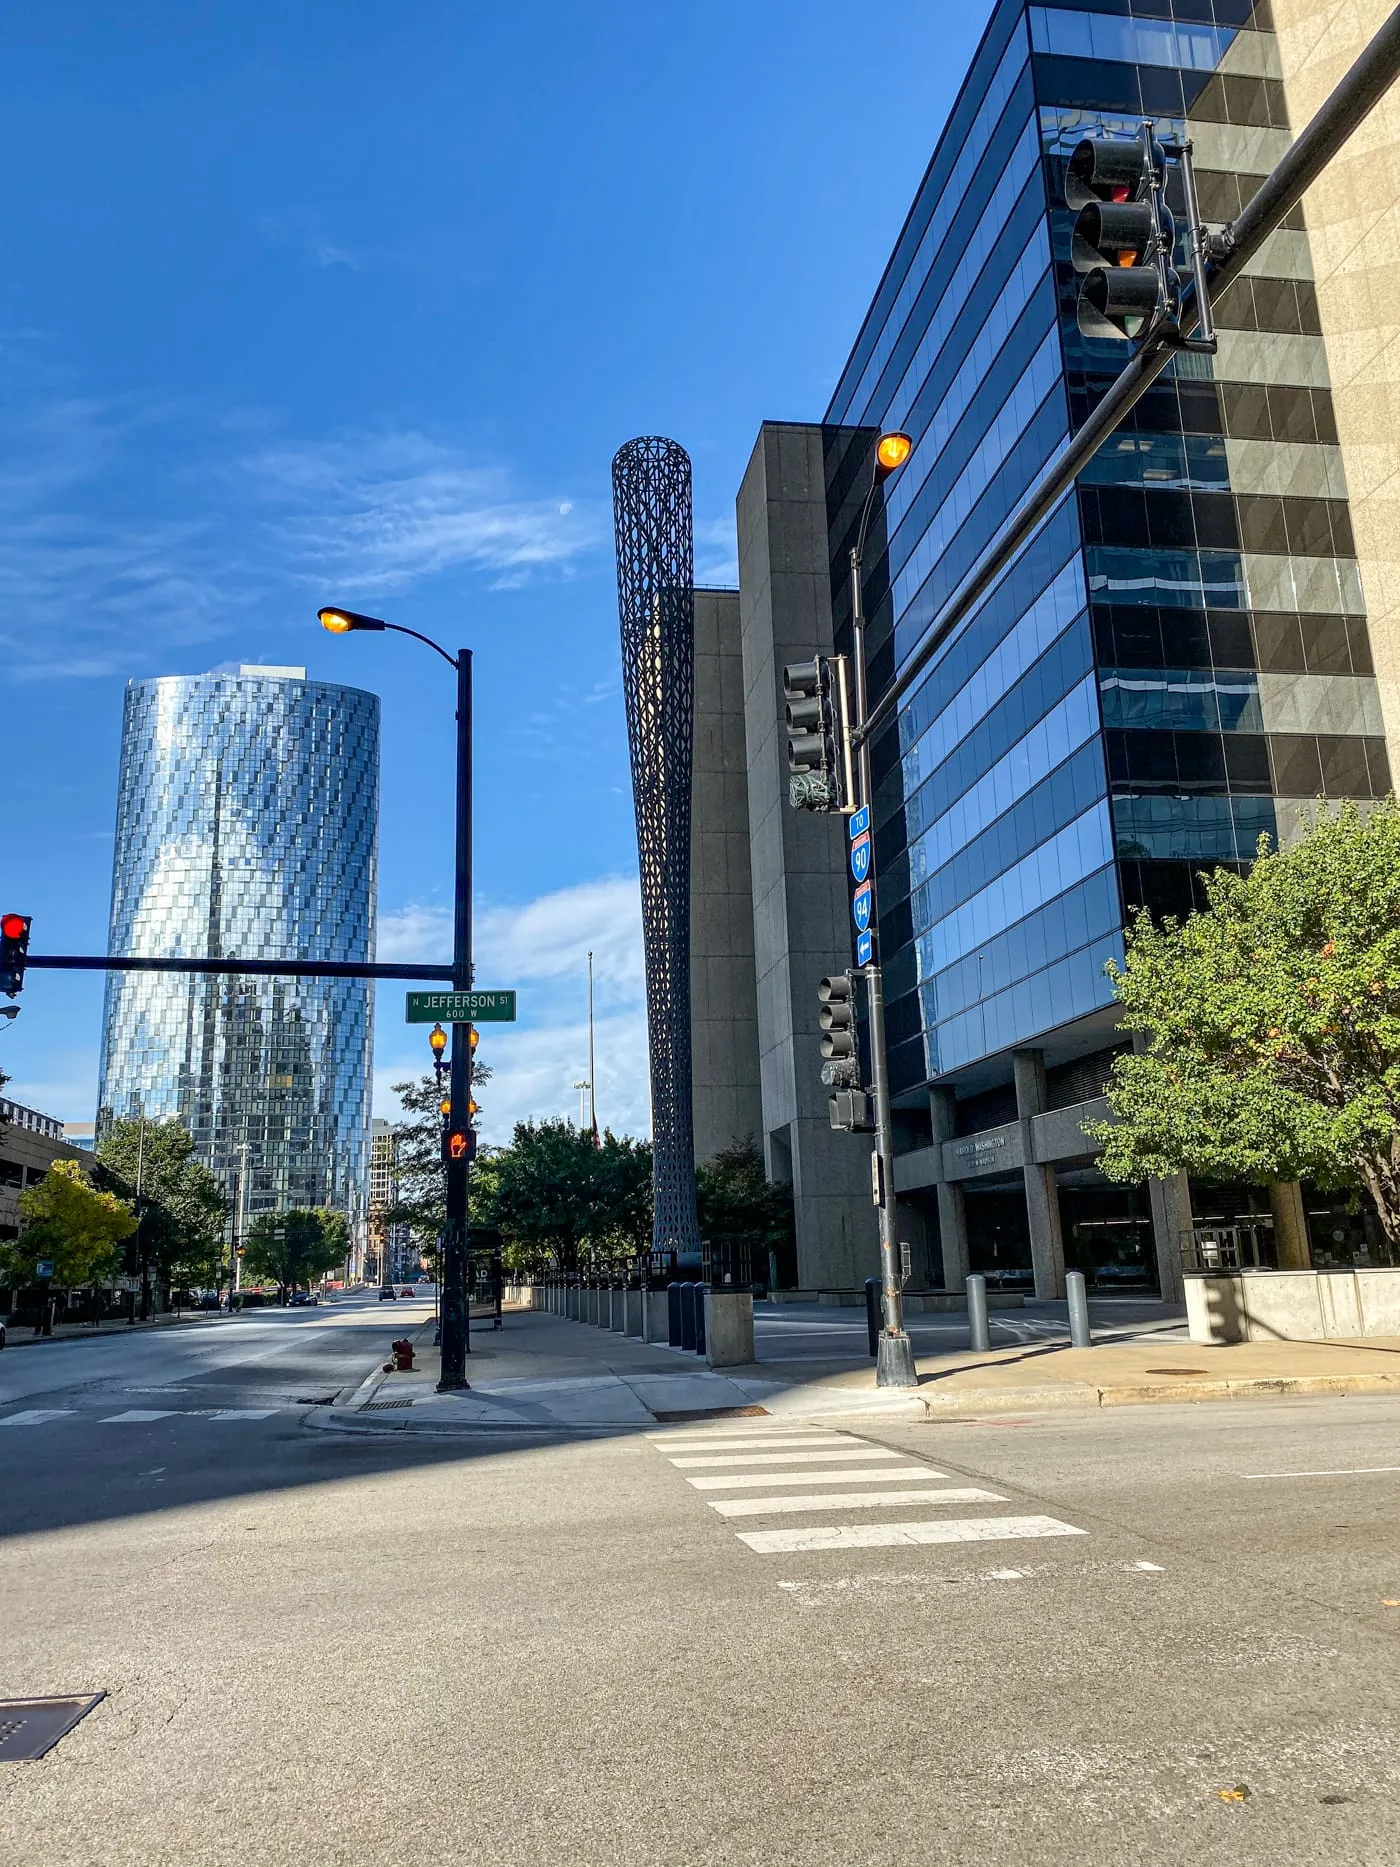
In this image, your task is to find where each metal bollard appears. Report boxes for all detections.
[966,1273,990,1353]
[1066,1270,1092,1348]
[864,1277,880,1359]
[667,1281,682,1348]
[679,1282,697,1352]
[695,1285,707,1357]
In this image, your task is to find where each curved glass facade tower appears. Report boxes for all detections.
[97,668,379,1239]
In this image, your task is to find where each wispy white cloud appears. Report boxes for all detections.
[695,514,739,588]
[245,432,606,593]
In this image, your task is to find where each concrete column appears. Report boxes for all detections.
[1147,1172,1191,1303]
[624,1289,643,1337]
[642,1287,671,1344]
[929,1088,969,1289]
[1013,1049,1066,1300]
[1270,1180,1312,1270]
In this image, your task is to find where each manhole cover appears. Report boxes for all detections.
[0,1694,105,1762]
[363,1399,413,1411]
[1144,1369,1211,1377]
[651,1405,770,1422]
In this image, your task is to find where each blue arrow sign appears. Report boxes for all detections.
[856,929,873,966]
[852,881,872,933]
[850,831,871,884]
[849,805,870,840]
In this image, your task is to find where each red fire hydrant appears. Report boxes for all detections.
[384,1337,415,1373]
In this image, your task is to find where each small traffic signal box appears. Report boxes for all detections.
[0,914,31,997]
[783,658,854,813]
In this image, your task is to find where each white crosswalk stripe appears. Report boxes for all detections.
[709,1488,1007,1518]
[648,1417,1090,1558]
[736,1516,1089,1555]
[685,1466,934,1489]
[0,1408,74,1426]
[668,1448,906,1469]
[0,1407,289,1427]
[101,1410,178,1422]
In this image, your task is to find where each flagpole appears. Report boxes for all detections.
[587,949,597,1138]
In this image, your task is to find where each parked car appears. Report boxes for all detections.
[196,1292,222,1311]
[289,1290,318,1307]
[378,1285,397,1301]
[0,1318,6,1350]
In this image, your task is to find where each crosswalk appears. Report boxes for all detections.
[0,1406,283,1427]
[646,1420,1088,1558]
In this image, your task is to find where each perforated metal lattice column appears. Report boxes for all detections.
[612,436,701,1256]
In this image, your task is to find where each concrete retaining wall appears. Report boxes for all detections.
[1187,1268,1400,1343]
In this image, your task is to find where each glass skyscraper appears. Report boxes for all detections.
[97,667,379,1238]
[732,0,1393,1294]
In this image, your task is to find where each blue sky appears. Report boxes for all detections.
[1,0,987,1141]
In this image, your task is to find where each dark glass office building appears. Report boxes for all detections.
[748,0,1392,1293]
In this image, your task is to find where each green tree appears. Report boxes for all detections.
[3,1158,137,1288]
[95,1118,227,1290]
[696,1137,795,1265]
[483,1120,652,1277]
[385,1059,492,1255]
[242,1208,349,1293]
[1089,800,1400,1242]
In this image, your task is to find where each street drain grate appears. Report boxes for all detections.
[0,1694,105,1762]
[363,1398,414,1411]
[651,1405,770,1422]
[294,1397,336,1406]
[1144,1368,1211,1377]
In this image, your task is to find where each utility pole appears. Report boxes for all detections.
[587,948,597,1139]
[438,648,473,1390]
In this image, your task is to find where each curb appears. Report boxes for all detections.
[1,1312,225,1351]
[914,1371,1400,1416]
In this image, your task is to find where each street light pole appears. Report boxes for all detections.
[848,435,917,1390]
[439,648,473,1389]
[317,607,474,1391]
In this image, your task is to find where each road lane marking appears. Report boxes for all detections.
[646,1435,854,1451]
[1244,1466,1400,1479]
[208,1408,280,1420]
[668,1449,906,1468]
[0,1409,73,1426]
[686,1467,935,1489]
[708,1487,1007,1518]
[736,1515,1088,1554]
[100,1410,177,1423]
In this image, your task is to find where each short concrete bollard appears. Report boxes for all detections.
[611,1285,627,1333]
[704,1289,753,1367]
[1066,1270,1092,1349]
[624,1287,643,1337]
[643,1286,670,1344]
[966,1274,990,1354]
[679,1282,697,1352]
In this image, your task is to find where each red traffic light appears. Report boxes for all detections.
[0,914,27,942]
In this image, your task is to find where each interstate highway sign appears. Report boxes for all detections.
[405,990,517,1023]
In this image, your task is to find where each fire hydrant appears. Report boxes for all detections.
[384,1337,415,1373]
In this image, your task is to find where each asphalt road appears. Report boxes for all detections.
[1,1301,1398,1866]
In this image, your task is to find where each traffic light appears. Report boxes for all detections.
[0,914,31,997]
[1067,131,1173,344]
[1065,123,1216,354]
[444,1128,476,1165]
[783,658,853,813]
[828,1088,873,1134]
[818,973,857,1065]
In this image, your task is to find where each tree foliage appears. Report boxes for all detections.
[95,1118,227,1288]
[3,1158,137,1288]
[385,1061,492,1247]
[1090,801,1400,1241]
[482,1120,652,1276]
[242,1207,349,1292]
[696,1138,795,1262]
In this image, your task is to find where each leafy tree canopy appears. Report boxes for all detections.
[483,1120,651,1276]
[5,1158,137,1287]
[385,1060,491,1247]
[242,1207,349,1291]
[1090,800,1400,1241]
[696,1138,794,1260]
[95,1118,227,1286]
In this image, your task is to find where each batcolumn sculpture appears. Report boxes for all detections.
[611,435,702,1259]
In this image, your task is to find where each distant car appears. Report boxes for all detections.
[0,1318,6,1350]
[289,1290,318,1307]
[379,1285,397,1301]
[196,1293,222,1311]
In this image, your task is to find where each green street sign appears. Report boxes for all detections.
[405,990,517,1024]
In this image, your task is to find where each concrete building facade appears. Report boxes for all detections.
[0,1099,89,1244]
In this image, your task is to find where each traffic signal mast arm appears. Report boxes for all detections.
[854,1,1400,753]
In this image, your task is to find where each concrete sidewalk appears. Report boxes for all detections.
[311,1304,1400,1434]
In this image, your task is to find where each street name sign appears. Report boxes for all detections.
[405,990,517,1024]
